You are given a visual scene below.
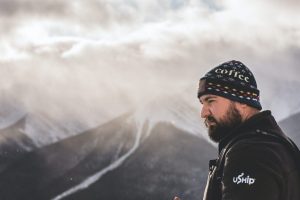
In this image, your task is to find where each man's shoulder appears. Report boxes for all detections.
[228,129,286,151]
[225,130,295,168]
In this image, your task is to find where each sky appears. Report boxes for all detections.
[0,0,300,142]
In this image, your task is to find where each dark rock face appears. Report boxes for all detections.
[0,117,35,173]
[0,113,216,200]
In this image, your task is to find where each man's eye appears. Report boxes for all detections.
[208,99,215,103]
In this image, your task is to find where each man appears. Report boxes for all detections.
[199,60,300,200]
[175,60,300,200]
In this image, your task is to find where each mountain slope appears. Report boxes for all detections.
[279,111,300,146]
[63,122,215,200]
[0,116,35,173]
[0,112,138,199]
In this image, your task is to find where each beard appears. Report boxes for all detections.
[205,102,242,143]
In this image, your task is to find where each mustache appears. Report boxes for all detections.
[204,116,217,127]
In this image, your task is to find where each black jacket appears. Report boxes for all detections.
[203,110,300,200]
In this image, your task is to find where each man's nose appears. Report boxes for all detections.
[201,105,210,119]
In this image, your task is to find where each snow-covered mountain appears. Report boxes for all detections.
[0,109,216,200]
[59,122,215,200]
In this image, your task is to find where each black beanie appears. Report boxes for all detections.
[197,60,262,110]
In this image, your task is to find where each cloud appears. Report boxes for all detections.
[0,0,68,17]
[1,0,300,141]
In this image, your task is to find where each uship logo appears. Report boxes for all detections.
[233,172,255,185]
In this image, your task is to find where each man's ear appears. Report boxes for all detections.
[239,103,248,109]
[235,102,247,111]
[234,102,248,118]
[235,102,259,121]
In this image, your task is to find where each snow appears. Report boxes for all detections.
[51,117,144,200]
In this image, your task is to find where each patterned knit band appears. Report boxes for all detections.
[197,60,262,110]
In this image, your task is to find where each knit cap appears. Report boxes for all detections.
[197,60,262,110]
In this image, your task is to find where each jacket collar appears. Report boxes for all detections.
[218,110,284,154]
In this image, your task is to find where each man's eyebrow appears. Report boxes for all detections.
[200,96,217,104]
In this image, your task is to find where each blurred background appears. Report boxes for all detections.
[0,0,299,199]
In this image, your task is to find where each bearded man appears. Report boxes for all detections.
[175,60,300,200]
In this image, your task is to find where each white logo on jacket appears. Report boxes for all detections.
[233,172,255,185]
